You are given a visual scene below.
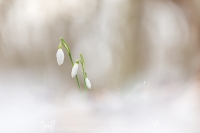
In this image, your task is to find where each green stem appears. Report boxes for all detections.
[69,53,81,93]
[80,53,87,95]
[60,37,81,93]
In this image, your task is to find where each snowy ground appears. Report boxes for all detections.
[0,67,200,133]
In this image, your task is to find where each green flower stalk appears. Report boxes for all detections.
[59,37,81,92]
[80,53,92,91]
[56,37,91,93]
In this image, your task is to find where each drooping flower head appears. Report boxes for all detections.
[56,43,64,66]
[85,77,91,89]
[71,62,79,78]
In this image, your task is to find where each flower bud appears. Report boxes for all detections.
[71,63,79,78]
[56,48,64,66]
[85,78,91,89]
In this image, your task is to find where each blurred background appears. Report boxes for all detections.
[0,0,200,133]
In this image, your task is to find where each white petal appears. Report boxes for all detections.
[71,63,79,78]
[85,78,91,89]
[56,49,64,66]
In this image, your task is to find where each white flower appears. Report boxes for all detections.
[56,49,64,66]
[85,78,91,89]
[71,63,79,78]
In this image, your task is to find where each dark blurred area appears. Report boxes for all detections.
[0,0,200,133]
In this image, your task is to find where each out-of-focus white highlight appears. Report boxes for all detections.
[140,1,191,82]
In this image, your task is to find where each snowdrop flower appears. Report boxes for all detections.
[71,62,79,78]
[85,78,91,89]
[56,44,65,66]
